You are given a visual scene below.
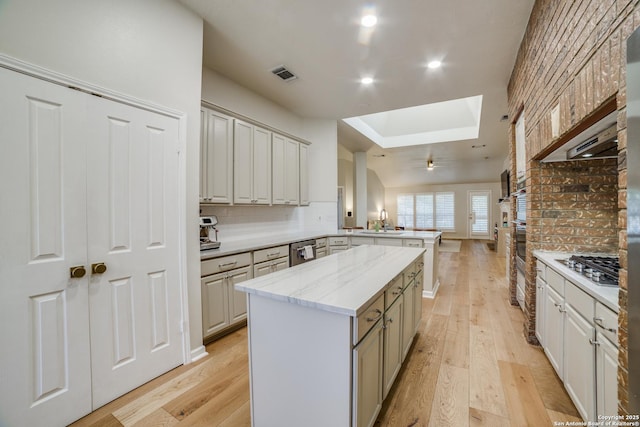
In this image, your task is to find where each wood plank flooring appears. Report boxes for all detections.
[71,240,581,427]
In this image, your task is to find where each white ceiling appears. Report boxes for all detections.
[179,0,535,187]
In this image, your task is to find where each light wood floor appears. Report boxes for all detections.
[71,240,581,427]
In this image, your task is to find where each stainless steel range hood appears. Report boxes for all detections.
[542,111,618,162]
[566,124,618,160]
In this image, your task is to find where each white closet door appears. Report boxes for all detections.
[86,98,183,408]
[0,67,93,427]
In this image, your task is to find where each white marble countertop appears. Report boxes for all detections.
[201,229,441,260]
[235,245,425,317]
[533,250,619,312]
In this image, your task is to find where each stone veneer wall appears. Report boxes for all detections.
[507,0,639,414]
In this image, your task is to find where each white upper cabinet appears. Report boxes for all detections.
[200,107,233,204]
[272,133,300,205]
[299,142,310,206]
[234,120,272,205]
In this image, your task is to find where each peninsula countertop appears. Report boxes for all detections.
[235,245,425,317]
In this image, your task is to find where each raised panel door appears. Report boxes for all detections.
[227,266,252,324]
[233,120,253,204]
[299,143,309,206]
[271,133,286,205]
[202,273,229,338]
[284,138,299,204]
[536,277,546,346]
[0,68,92,427]
[383,296,404,398]
[203,109,233,203]
[564,304,596,421]
[353,320,383,427]
[252,126,271,205]
[544,285,564,379]
[413,272,423,333]
[401,282,415,359]
[596,333,619,418]
[86,98,183,408]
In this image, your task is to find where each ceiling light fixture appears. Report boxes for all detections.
[427,60,442,69]
[361,77,373,85]
[427,160,434,170]
[361,14,377,27]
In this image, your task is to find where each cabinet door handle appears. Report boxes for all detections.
[219,261,237,268]
[366,309,382,322]
[589,338,600,346]
[594,317,616,333]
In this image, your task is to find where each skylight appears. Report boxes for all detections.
[342,95,483,149]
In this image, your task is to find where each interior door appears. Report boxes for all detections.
[0,67,93,427]
[86,97,183,408]
[468,190,491,239]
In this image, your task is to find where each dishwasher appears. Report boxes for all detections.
[289,239,317,266]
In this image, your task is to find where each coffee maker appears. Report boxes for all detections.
[199,216,220,250]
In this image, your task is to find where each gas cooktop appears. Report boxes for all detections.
[555,255,619,287]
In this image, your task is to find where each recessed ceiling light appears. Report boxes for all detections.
[361,14,377,27]
[427,60,442,69]
[361,77,374,85]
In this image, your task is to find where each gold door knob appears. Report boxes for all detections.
[91,263,107,274]
[70,266,86,278]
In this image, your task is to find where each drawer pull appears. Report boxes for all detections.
[219,261,238,268]
[266,252,280,258]
[365,309,383,322]
[594,317,616,333]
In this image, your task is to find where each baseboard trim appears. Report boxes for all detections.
[422,279,440,299]
[189,345,208,363]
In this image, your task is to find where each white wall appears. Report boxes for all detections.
[201,67,338,238]
[0,0,205,356]
[337,157,385,228]
[385,182,502,239]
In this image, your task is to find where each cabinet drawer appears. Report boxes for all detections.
[202,252,252,276]
[329,236,349,246]
[316,238,327,248]
[403,239,423,248]
[254,245,289,264]
[595,302,618,346]
[536,260,546,282]
[253,257,289,278]
[354,294,384,346]
[547,267,565,296]
[565,281,594,321]
[351,236,374,246]
[375,238,403,247]
[384,274,404,309]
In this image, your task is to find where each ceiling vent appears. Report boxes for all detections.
[271,65,298,82]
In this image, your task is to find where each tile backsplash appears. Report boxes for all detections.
[200,202,337,242]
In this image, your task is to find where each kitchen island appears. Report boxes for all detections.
[236,245,425,427]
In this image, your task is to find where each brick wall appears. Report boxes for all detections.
[507,0,639,414]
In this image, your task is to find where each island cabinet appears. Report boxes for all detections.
[236,245,425,427]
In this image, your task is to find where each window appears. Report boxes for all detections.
[397,194,414,228]
[435,192,455,230]
[396,192,455,231]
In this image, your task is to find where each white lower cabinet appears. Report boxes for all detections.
[353,319,384,427]
[401,277,415,359]
[535,276,546,346]
[596,331,619,417]
[413,269,424,333]
[201,265,251,340]
[544,285,565,379]
[564,304,596,420]
[536,258,620,421]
